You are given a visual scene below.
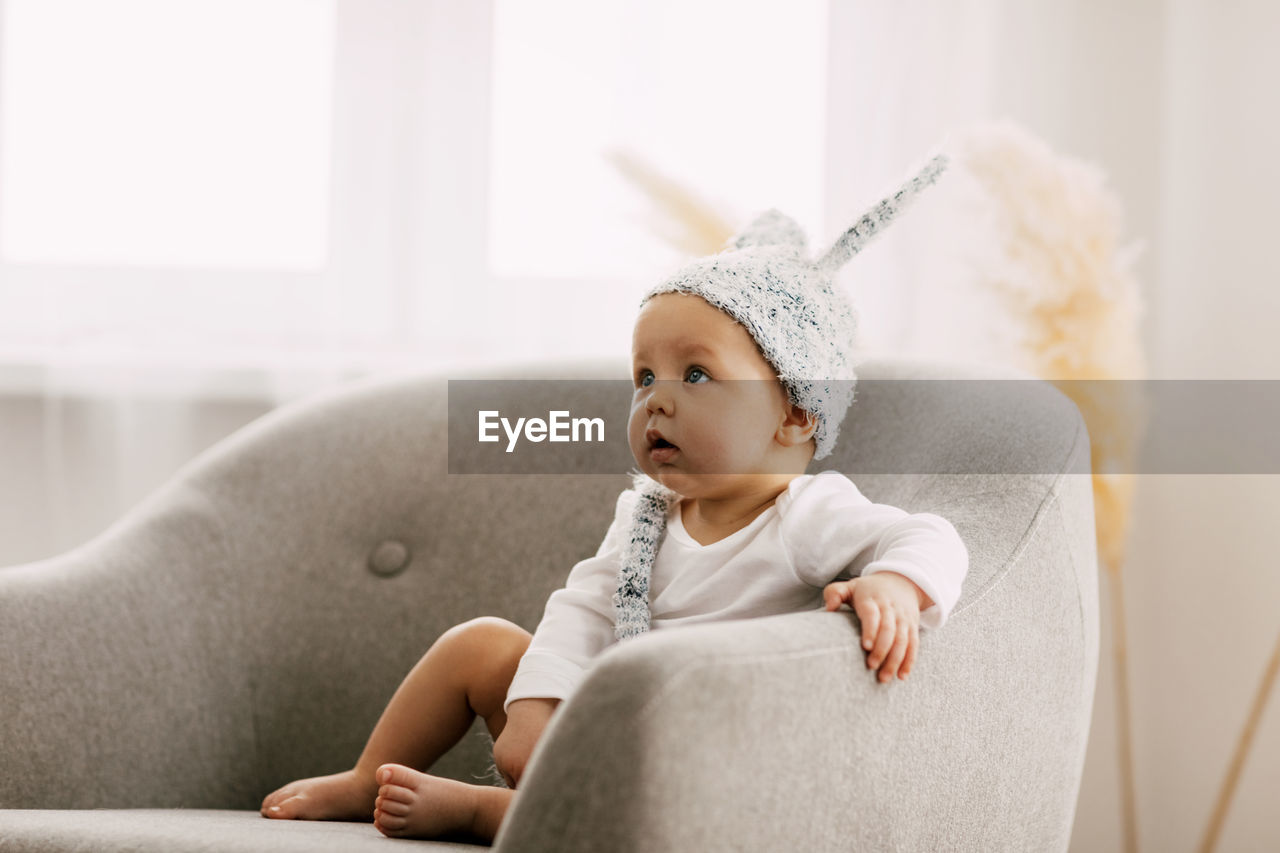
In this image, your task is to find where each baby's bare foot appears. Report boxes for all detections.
[260,768,377,821]
[373,763,482,839]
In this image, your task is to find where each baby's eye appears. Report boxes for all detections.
[637,370,654,388]
[685,367,709,384]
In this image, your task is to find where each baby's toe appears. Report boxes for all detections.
[376,795,411,816]
[264,794,303,820]
[260,785,293,814]
[378,783,417,806]
[376,763,423,791]
[375,811,409,836]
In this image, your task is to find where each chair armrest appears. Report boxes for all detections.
[0,483,258,809]
[496,609,949,852]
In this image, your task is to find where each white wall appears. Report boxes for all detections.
[1130,2,1280,851]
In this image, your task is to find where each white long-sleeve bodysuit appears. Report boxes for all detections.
[503,470,970,713]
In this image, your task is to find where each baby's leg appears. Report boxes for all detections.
[260,616,531,822]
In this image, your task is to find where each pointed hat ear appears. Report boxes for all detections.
[727,208,809,254]
[816,153,949,275]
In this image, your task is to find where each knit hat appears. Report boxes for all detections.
[643,152,949,461]
[613,152,950,641]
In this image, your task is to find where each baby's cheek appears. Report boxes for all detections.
[697,423,742,470]
[627,439,653,473]
[625,412,647,457]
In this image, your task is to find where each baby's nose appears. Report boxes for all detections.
[645,380,676,415]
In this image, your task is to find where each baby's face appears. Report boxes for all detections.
[628,292,806,499]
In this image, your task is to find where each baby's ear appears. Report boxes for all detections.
[776,403,818,447]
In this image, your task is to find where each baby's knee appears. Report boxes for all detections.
[443,618,531,719]
[444,617,531,669]
[450,616,530,643]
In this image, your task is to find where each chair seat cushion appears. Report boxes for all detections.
[0,809,478,852]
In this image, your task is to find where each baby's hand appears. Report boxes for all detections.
[823,573,924,683]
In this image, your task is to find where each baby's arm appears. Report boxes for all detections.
[823,572,930,682]
[782,472,968,683]
[492,697,560,788]
[494,489,638,786]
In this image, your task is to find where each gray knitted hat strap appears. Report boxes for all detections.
[612,474,679,641]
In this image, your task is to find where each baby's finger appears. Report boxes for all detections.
[857,596,880,651]
[823,581,851,611]
[880,620,910,682]
[901,622,919,677]
[868,607,896,670]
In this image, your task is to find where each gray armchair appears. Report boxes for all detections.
[0,358,1098,851]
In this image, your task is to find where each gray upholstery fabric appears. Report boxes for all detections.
[0,810,475,852]
[0,358,1098,851]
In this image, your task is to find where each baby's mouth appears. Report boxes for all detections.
[649,436,679,462]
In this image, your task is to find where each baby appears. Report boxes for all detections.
[260,153,968,844]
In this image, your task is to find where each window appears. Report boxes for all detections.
[0,0,334,269]
[0,0,832,383]
[0,0,399,372]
